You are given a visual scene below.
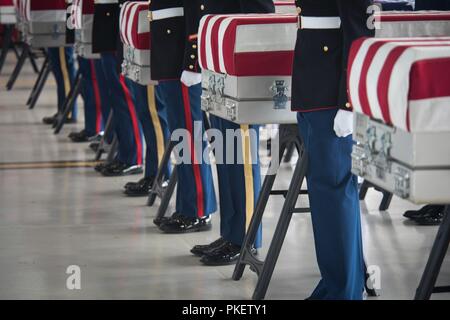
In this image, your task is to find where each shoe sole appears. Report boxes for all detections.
[191,251,204,257]
[200,259,238,266]
[159,224,212,234]
[123,191,150,197]
[191,246,228,258]
[101,167,143,177]
[70,139,90,143]
[415,220,442,226]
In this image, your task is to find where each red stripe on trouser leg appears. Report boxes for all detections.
[181,84,204,218]
[119,75,143,165]
[89,60,102,134]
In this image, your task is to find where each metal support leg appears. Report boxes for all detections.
[6,43,29,90]
[233,124,304,282]
[359,180,370,200]
[252,144,309,300]
[0,25,14,75]
[283,141,296,163]
[148,140,177,207]
[27,53,49,105]
[233,124,377,300]
[359,180,394,211]
[149,113,211,224]
[28,57,51,110]
[28,49,39,74]
[12,44,20,60]
[415,205,450,300]
[105,135,119,163]
[379,191,393,211]
[153,166,178,225]
[95,111,114,161]
[54,70,82,133]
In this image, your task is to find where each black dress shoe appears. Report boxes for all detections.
[153,217,170,227]
[101,162,143,177]
[94,160,121,172]
[153,212,181,227]
[43,114,58,125]
[414,210,445,226]
[404,205,444,220]
[94,161,111,172]
[191,238,227,257]
[124,177,154,197]
[69,130,95,143]
[90,141,100,152]
[62,116,77,124]
[158,214,212,234]
[200,241,242,266]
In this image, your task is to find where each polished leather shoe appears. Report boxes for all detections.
[124,177,154,197]
[153,217,170,227]
[158,214,212,234]
[153,212,180,227]
[90,141,103,152]
[200,241,242,266]
[94,160,122,172]
[101,162,143,177]
[191,238,227,257]
[42,114,58,125]
[69,130,95,143]
[94,161,110,172]
[404,205,444,220]
[414,210,444,226]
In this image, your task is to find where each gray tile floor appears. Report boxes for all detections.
[0,56,448,300]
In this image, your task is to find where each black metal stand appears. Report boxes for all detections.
[6,42,28,90]
[105,135,119,163]
[232,124,308,299]
[152,166,178,225]
[359,180,393,211]
[148,112,212,224]
[28,47,39,74]
[27,52,51,109]
[147,140,176,206]
[0,24,15,75]
[232,124,379,300]
[53,70,82,134]
[95,111,115,161]
[414,205,450,300]
[148,140,178,225]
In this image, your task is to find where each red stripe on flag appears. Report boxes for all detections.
[181,84,205,218]
[0,0,14,6]
[409,57,450,100]
[83,0,94,15]
[231,51,294,76]
[377,46,409,125]
[222,19,237,74]
[210,16,228,72]
[377,13,450,22]
[347,37,367,111]
[124,2,137,46]
[200,15,214,70]
[29,0,66,11]
[359,41,386,118]
[378,43,450,125]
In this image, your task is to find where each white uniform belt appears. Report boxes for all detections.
[300,16,341,29]
[94,0,119,4]
[149,7,184,21]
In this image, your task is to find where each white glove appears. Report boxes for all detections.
[333,109,354,138]
[181,71,202,87]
